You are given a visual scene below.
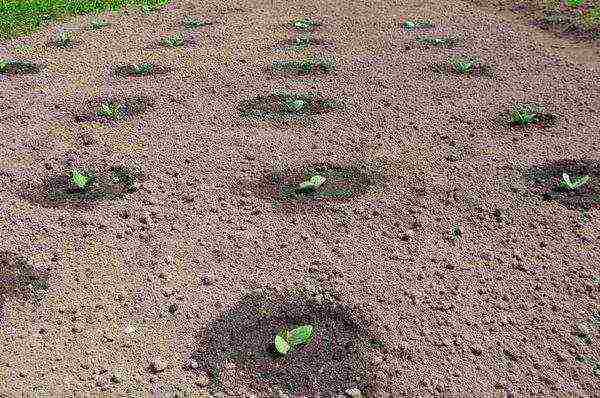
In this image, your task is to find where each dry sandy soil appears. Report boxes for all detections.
[1,0,599,397]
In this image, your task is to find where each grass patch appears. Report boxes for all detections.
[0,0,171,40]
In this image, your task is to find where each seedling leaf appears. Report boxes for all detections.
[559,173,590,190]
[566,0,584,7]
[287,325,313,346]
[286,98,306,112]
[71,169,91,189]
[297,175,326,192]
[274,333,291,355]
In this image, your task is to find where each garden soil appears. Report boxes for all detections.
[0,0,599,397]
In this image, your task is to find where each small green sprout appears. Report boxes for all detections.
[274,325,314,355]
[449,56,478,74]
[566,0,584,7]
[510,105,540,125]
[161,33,185,47]
[0,59,8,72]
[593,276,600,285]
[183,17,210,29]
[451,226,462,240]
[90,18,110,30]
[295,34,312,47]
[285,98,306,112]
[70,169,91,190]
[416,36,457,46]
[402,19,433,29]
[97,103,122,119]
[292,18,318,30]
[558,173,590,190]
[296,175,326,193]
[56,31,74,48]
[131,62,154,75]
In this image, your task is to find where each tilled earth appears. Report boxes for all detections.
[0,0,599,397]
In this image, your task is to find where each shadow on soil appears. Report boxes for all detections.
[523,159,600,209]
[18,165,145,209]
[0,252,49,322]
[235,162,385,211]
[192,287,386,397]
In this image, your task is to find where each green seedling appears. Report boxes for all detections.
[183,17,211,29]
[161,33,184,47]
[292,18,318,30]
[90,18,110,30]
[285,98,306,112]
[295,33,312,47]
[97,102,122,119]
[70,169,92,190]
[272,59,334,74]
[131,62,154,75]
[55,31,74,48]
[510,105,540,125]
[449,56,478,74]
[0,59,8,72]
[296,175,326,193]
[593,276,600,285]
[274,324,314,355]
[416,35,457,46]
[402,19,434,29]
[566,0,584,7]
[558,173,590,190]
[452,226,462,240]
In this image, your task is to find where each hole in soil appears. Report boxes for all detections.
[0,252,49,304]
[114,63,172,77]
[236,163,384,209]
[20,165,145,209]
[429,56,493,77]
[268,59,335,77]
[500,103,558,129]
[523,159,600,209]
[192,287,385,397]
[238,92,338,118]
[74,96,154,123]
[0,60,43,76]
[415,35,460,47]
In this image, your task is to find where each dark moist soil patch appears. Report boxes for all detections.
[114,63,172,77]
[268,60,334,77]
[522,159,600,210]
[0,60,43,75]
[239,163,383,209]
[21,165,145,209]
[0,251,49,303]
[429,61,493,77]
[74,96,154,123]
[529,10,600,43]
[192,287,386,397]
[238,93,337,118]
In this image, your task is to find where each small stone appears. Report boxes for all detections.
[345,388,363,398]
[149,357,169,373]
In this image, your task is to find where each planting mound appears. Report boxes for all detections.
[74,95,154,123]
[239,163,383,209]
[192,287,387,397]
[20,165,144,209]
[523,159,600,210]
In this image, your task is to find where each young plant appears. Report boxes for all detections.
[274,324,314,355]
[402,19,434,29]
[296,175,326,193]
[55,31,74,48]
[90,18,110,30]
[183,17,210,29]
[510,105,540,125]
[449,56,478,74]
[97,102,122,119]
[285,98,306,112]
[292,18,318,30]
[131,62,154,76]
[161,33,185,47]
[294,33,312,48]
[70,169,92,190]
[558,173,590,190]
[566,0,584,7]
[416,35,457,46]
[0,59,8,73]
[451,226,462,240]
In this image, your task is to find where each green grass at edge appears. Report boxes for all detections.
[0,0,171,40]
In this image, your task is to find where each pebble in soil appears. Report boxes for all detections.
[522,158,600,210]
[20,164,145,209]
[238,92,338,120]
[238,162,384,210]
[74,95,155,123]
[191,286,387,397]
[114,62,172,77]
[0,251,49,308]
[0,60,44,76]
